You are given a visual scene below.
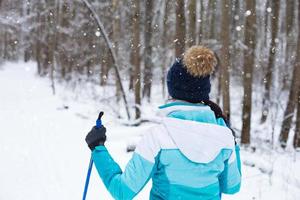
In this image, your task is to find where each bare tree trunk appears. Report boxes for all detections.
[46,1,56,94]
[198,0,204,43]
[279,64,300,147]
[220,0,231,120]
[132,0,141,119]
[294,88,300,148]
[143,0,153,101]
[161,0,171,99]
[187,0,196,47]
[112,0,121,102]
[175,0,185,57]
[261,0,280,123]
[100,50,109,86]
[58,1,68,79]
[280,69,300,145]
[3,30,8,60]
[286,0,295,37]
[24,0,32,62]
[284,0,296,89]
[280,3,300,147]
[208,0,216,39]
[241,0,256,145]
[35,2,43,75]
[293,2,300,148]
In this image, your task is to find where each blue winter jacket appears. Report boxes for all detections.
[92,101,241,199]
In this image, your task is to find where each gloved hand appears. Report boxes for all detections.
[85,125,107,150]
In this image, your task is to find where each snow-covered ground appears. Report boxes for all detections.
[0,62,300,200]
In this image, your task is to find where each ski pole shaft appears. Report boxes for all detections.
[82,111,104,200]
[82,157,93,200]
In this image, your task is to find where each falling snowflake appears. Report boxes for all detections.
[245,10,251,16]
[236,26,242,31]
[95,31,101,37]
[267,7,272,13]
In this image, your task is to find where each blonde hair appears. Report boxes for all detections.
[183,46,217,77]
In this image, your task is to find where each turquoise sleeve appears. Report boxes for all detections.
[92,146,155,200]
[219,145,242,194]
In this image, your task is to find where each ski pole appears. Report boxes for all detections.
[82,112,104,200]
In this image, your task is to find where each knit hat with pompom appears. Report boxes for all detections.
[167,46,217,103]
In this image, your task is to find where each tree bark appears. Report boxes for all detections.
[208,0,216,39]
[100,50,109,86]
[281,2,300,147]
[279,61,300,147]
[241,0,256,145]
[294,88,300,148]
[142,0,153,101]
[175,0,185,57]
[284,0,295,89]
[132,0,141,119]
[198,0,205,44]
[161,0,171,99]
[261,0,280,123]
[220,0,231,120]
[187,0,196,47]
[293,2,300,148]
[112,0,121,102]
[286,0,295,36]
[24,0,32,62]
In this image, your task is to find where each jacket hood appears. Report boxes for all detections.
[161,117,235,163]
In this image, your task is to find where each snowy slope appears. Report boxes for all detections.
[0,62,299,200]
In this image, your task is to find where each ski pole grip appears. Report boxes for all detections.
[96,111,104,128]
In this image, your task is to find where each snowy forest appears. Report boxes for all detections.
[1,0,300,199]
[1,0,299,149]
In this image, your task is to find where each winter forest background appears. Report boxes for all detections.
[1,0,300,199]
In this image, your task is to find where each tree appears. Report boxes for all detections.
[279,57,300,147]
[241,0,256,145]
[187,0,196,47]
[143,0,153,101]
[208,0,216,40]
[112,0,121,102]
[261,0,280,123]
[294,88,300,148]
[161,0,172,98]
[175,0,185,57]
[286,0,295,35]
[284,0,296,89]
[220,0,231,120]
[198,1,205,44]
[132,0,141,119]
[280,2,300,147]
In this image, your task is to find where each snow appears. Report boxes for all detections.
[95,31,101,37]
[236,26,242,32]
[267,7,272,13]
[0,62,300,200]
[245,10,252,16]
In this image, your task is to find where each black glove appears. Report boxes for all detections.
[85,126,107,150]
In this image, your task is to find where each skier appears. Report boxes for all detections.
[85,46,241,200]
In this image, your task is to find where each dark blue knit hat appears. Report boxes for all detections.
[167,59,211,103]
[167,46,217,103]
